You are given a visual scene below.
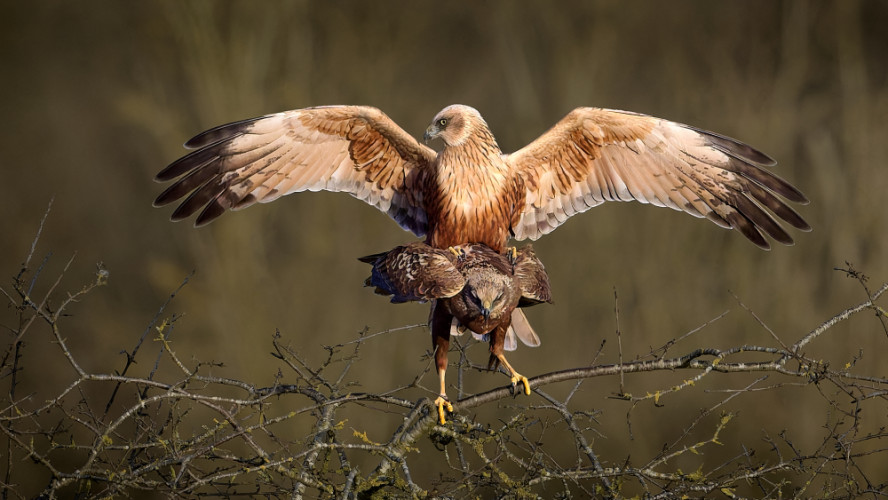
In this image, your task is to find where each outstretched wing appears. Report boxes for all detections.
[155,106,435,235]
[505,108,810,249]
[359,242,465,303]
[512,245,552,307]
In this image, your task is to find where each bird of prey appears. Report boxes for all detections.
[360,242,552,424]
[155,104,809,252]
[155,104,810,421]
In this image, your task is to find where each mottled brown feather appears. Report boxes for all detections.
[512,246,552,306]
[359,243,464,303]
[360,243,551,347]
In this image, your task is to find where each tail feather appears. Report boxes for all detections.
[454,310,541,352]
[509,309,541,348]
[462,323,518,352]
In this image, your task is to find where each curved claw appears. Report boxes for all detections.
[447,246,466,261]
[495,353,531,396]
[434,396,454,424]
[511,373,531,396]
[506,246,518,266]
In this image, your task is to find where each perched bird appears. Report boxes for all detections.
[360,242,552,424]
[156,104,810,421]
[155,104,809,252]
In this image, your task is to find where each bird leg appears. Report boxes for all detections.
[431,302,454,424]
[433,369,453,425]
[495,353,531,396]
[488,324,531,396]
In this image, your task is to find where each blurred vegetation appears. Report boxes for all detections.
[2,0,887,497]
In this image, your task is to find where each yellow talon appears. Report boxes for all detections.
[512,374,531,395]
[496,353,531,396]
[447,246,466,261]
[434,396,453,424]
[506,246,518,265]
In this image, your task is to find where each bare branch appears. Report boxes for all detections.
[3,219,887,498]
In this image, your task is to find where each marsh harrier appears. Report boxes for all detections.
[156,104,809,420]
[360,242,551,423]
[155,104,809,252]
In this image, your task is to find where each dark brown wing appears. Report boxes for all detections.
[359,242,465,303]
[155,105,435,234]
[505,108,810,249]
[512,245,552,306]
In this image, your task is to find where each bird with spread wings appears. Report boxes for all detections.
[156,104,809,418]
[155,104,809,251]
[360,242,552,424]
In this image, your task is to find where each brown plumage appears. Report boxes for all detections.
[360,242,551,423]
[156,104,810,420]
[155,104,809,251]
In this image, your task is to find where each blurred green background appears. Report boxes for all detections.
[3,0,887,491]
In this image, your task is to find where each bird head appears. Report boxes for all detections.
[468,278,507,321]
[424,104,487,147]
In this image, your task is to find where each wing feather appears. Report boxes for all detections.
[506,108,809,248]
[513,245,553,306]
[155,106,435,234]
[359,242,465,303]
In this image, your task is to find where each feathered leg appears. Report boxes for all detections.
[488,323,531,396]
[431,301,454,424]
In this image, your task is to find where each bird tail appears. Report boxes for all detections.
[461,309,541,352]
[508,309,541,348]
[449,317,468,337]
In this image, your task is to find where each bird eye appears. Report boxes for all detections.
[437,118,447,127]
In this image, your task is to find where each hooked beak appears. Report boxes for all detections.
[481,300,492,320]
[423,126,437,145]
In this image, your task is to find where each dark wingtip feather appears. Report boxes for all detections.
[749,168,809,205]
[719,157,809,205]
[732,195,794,246]
[153,185,179,208]
[184,116,265,149]
[194,200,226,227]
[154,162,222,208]
[745,183,811,232]
[690,125,777,166]
[357,252,386,264]
[686,123,810,209]
[156,145,223,182]
[725,211,771,250]
[232,194,258,210]
[169,181,225,222]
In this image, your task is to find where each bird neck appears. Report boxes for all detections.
[437,140,509,192]
[438,127,505,177]
[455,125,501,156]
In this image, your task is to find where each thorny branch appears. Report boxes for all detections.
[2,218,887,498]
